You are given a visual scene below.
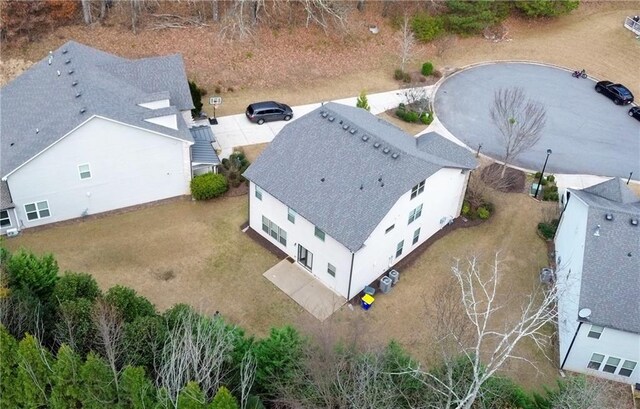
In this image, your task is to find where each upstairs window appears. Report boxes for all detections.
[385,224,395,234]
[619,360,637,377]
[408,204,423,225]
[78,164,91,179]
[288,207,296,223]
[587,325,603,339]
[255,186,263,200]
[315,227,325,241]
[410,180,425,199]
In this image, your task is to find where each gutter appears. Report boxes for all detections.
[346,252,355,300]
[561,321,583,370]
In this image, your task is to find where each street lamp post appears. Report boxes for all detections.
[627,172,633,185]
[534,149,552,199]
[476,143,483,158]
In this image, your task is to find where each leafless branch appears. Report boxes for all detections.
[93,299,124,392]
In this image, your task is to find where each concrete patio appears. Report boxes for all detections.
[263,259,346,321]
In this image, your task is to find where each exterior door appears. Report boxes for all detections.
[297,245,313,271]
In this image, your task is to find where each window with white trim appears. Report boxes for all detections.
[408,204,423,225]
[619,360,637,377]
[327,263,336,277]
[78,163,91,179]
[587,325,603,339]
[315,226,325,241]
[602,357,620,374]
[287,207,296,223]
[0,210,10,228]
[411,180,425,199]
[412,228,421,245]
[255,186,263,200]
[587,353,604,370]
[396,240,404,258]
[261,216,286,246]
[25,201,50,221]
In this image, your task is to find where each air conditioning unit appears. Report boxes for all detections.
[379,276,392,294]
[6,228,19,237]
[388,269,400,285]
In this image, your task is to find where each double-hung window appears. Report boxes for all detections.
[411,180,425,199]
[0,210,10,227]
[619,360,637,377]
[315,226,325,241]
[602,357,620,374]
[412,228,421,245]
[262,216,286,246]
[327,263,336,277]
[587,353,604,370]
[587,325,603,339]
[78,164,91,179]
[408,204,423,225]
[255,186,263,200]
[288,207,296,223]
[25,201,50,221]
[396,240,404,258]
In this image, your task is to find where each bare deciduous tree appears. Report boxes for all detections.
[490,87,547,177]
[300,0,349,30]
[396,13,414,72]
[156,309,234,407]
[239,351,256,409]
[405,253,558,409]
[92,299,124,392]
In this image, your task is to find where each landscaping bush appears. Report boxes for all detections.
[534,171,542,179]
[394,68,405,81]
[477,206,490,220]
[537,219,559,240]
[421,61,434,77]
[461,201,471,216]
[420,111,434,125]
[104,285,156,323]
[396,109,420,123]
[191,173,229,200]
[411,14,445,42]
[356,90,370,111]
[513,0,579,18]
[546,174,555,183]
[188,80,205,117]
[539,178,548,186]
[445,0,510,35]
[53,272,101,304]
[543,190,559,202]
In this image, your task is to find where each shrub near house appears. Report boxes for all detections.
[190,173,228,200]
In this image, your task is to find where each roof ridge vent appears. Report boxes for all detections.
[342,124,349,131]
[35,128,39,134]
[65,59,71,64]
[382,147,390,154]
[361,135,369,142]
[68,69,74,75]
[605,213,613,221]
[373,142,381,148]
[79,108,86,114]
[75,91,82,98]
[56,70,61,76]
[631,218,638,226]
[48,51,53,65]
[72,80,78,86]
[328,116,335,122]
[62,49,68,54]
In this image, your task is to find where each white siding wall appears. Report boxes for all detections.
[248,182,353,298]
[564,324,640,384]
[555,195,588,364]
[350,167,468,297]
[249,167,468,300]
[8,116,192,228]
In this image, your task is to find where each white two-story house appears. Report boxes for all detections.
[0,41,219,235]
[555,178,640,384]
[243,103,476,300]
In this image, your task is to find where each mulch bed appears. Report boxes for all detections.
[225,183,249,197]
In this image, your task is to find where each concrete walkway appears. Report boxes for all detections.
[263,259,346,321]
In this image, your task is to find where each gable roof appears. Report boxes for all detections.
[1,41,194,178]
[0,181,14,210]
[243,102,476,252]
[568,179,640,334]
[190,126,221,165]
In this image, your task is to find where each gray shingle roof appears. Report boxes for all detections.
[1,181,14,209]
[190,126,220,165]
[1,41,194,178]
[569,178,640,334]
[243,102,476,252]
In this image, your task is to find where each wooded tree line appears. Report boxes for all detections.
[0,0,580,42]
[0,246,609,408]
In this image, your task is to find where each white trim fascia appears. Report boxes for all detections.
[2,115,194,180]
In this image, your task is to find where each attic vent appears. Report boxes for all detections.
[56,70,61,76]
[62,49,68,54]
[35,128,39,134]
[382,148,390,154]
[631,219,639,226]
[391,153,399,159]
[320,111,328,118]
[321,177,325,182]
[79,108,86,114]
[75,91,82,98]
[328,116,335,122]
[373,142,381,148]
[349,128,357,135]
[65,59,71,65]
[72,80,78,86]
[342,124,349,131]
[339,120,344,125]
[48,52,53,65]
[10,142,14,146]
[605,213,613,221]
[361,135,369,142]
[68,69,74,75]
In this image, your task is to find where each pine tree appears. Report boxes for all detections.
[119,366,156,408]
[16,334,53,408]
[177,381,207,409]
[356,90,371,111]
[50,344,83,408]
[0,326,20,407]
[79,352,118,409]
[209,386,239,409]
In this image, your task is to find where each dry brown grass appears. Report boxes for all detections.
[239,143,269,163]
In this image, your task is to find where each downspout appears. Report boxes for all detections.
[346,252,355,300]
[561,321,583,370]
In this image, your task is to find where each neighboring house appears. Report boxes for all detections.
[0,41,219,235]
[243,103,476,300]
[555,178,640,384]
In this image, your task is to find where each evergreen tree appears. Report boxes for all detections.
[177,381,207,409]
[16,334,53,408]
[50,344,83,409]
[119,366,157,408]
[79,352,118,409]
[0,325,20,407]
[209,386,239,409]
[356,90,371,111]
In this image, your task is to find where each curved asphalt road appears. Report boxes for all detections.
[435,63,639,179]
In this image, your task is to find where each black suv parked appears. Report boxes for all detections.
[245,101,293,124]
[595,81,634,105]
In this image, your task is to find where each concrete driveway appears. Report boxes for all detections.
[434,62,639,180]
